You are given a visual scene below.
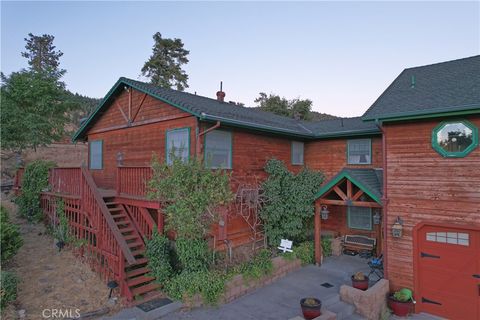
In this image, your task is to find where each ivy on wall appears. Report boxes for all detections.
[260,159,324,246]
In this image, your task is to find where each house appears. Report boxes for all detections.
[17,56,479,317]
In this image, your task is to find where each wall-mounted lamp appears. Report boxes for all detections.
[373,209,381,225]
[392,216,404,238]
[116,152,124,166]
[320,205,330,220]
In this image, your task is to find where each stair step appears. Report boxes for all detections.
[124,234,139,241]
[105,202,118,206]
[113,215,128,221]
[133,257,148,265]
[126,267,149,278]
[120,227,135,234]
[131,249,145,256]
[128,241,143,248]
[127,275,155,287]
[131,282,160,297]
[109,208,123,212]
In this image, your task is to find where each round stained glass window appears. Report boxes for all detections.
[432,120,478,157]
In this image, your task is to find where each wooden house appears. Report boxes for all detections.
[15,56,479,318]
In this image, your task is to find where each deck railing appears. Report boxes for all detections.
[49,167,82,195]
[116,166,153,198]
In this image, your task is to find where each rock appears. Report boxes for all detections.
[107,297,118,306]
[18,309,26,318]
[340,279,389,320]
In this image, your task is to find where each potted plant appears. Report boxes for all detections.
[387,288,415,317]
[351,271,369,291]
[300,297,321,319]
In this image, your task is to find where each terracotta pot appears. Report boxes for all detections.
[351,275,369,291]
[300,297,321,320]
[387,294,413,317]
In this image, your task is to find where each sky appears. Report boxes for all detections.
[1,1,479,117]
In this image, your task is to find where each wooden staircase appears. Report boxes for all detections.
[104,197,160,302]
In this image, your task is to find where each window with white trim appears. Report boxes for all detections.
[205,130,232,169]
[89,140,103,170]
[347,207,372,230]
[291,141,304,165]
[166,128,190,165]
[348,139,371,164]
[426,231,469,246]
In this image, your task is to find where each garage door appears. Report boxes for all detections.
[417,225,480,320]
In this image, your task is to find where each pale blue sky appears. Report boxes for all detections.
[2,1,479,117]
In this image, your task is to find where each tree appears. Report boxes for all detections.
[1,70,73,152]
[21,33,65,78]
[141,32,190,91]
[254,92,313,120]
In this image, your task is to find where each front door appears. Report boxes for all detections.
[416,224,480,320]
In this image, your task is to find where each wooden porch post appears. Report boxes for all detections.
[314,201,322,265]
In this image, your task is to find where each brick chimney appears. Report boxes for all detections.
[216,81,225,102]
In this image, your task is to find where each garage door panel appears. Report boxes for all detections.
[417,225,479,320]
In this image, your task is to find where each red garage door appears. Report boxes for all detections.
[417,225,480,320]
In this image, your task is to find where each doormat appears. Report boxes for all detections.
[320,282,334,288]
[136,297,173,312]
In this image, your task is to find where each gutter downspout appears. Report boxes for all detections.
[375,119,388,279]
[196,120,221,157]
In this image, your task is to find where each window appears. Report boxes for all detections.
[291,141,304,165]
[205,130,232,169]
[432,120,478,158]
[347,207,372,231]
[426,231,469,246]
[348,139,371,164]
[166,128,190,165]
[89,140,103,170]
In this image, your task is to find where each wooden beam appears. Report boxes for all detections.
[128,88,132,120]
[132,93,148,122]
[320,199,382,208]
[314,202,322,265]
[333,186,347,200]
[352,189,364,201]
[347,180,352,198]
[115,101,129,123]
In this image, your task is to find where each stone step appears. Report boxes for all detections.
[327,301,356,320]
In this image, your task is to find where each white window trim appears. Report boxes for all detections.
[347,139,372,165]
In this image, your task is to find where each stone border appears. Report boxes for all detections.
[339,279,389,320]
[184,256,302,308]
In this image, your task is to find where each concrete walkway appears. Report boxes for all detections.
[162,256,372,320]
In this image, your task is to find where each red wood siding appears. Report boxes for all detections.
[321,206,380,240]
[304,137,383,181]
[384,115,480,291]
[87,88,197,189]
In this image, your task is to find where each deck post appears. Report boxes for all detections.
[314,202,322,265]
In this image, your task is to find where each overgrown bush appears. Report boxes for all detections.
[237,249,273,281]
[165,271,226,305]
[322,236,332,257]
[148,156,233,240]
[53,199,70,245]
[260,159,324,246]
[17,160,55,222]
[175,238,209,273]
[145,230,173,284]
[0,206,23,263]
[294,241,314,265]
[0,271,18,310]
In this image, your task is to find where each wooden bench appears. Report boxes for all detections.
[343,235,376,254]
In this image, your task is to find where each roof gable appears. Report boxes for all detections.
[362,55,480,122]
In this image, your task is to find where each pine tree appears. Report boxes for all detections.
[141,32,190,91]
[21,33,65,78]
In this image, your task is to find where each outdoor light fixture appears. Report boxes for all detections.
[107,280,119,299]
[373,210,381,225]
[392,216,404,238]
[320,205,329,220]
[116,152,124,166]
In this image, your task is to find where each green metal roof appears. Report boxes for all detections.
[73,77,380,142]
[362,55,480,122]
[314,168,383,205]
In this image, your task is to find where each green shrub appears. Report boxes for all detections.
[145,230,173,284]
[175,238,209,273]
[17,160,55,222]
[53,199,70,244]
[295,241,314,265]
[321,236,332,257]
[239,249,273,281]
[0,206,23,262]
[0,271,18,310]
[260,159,324,246]
[165,270,226,305]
